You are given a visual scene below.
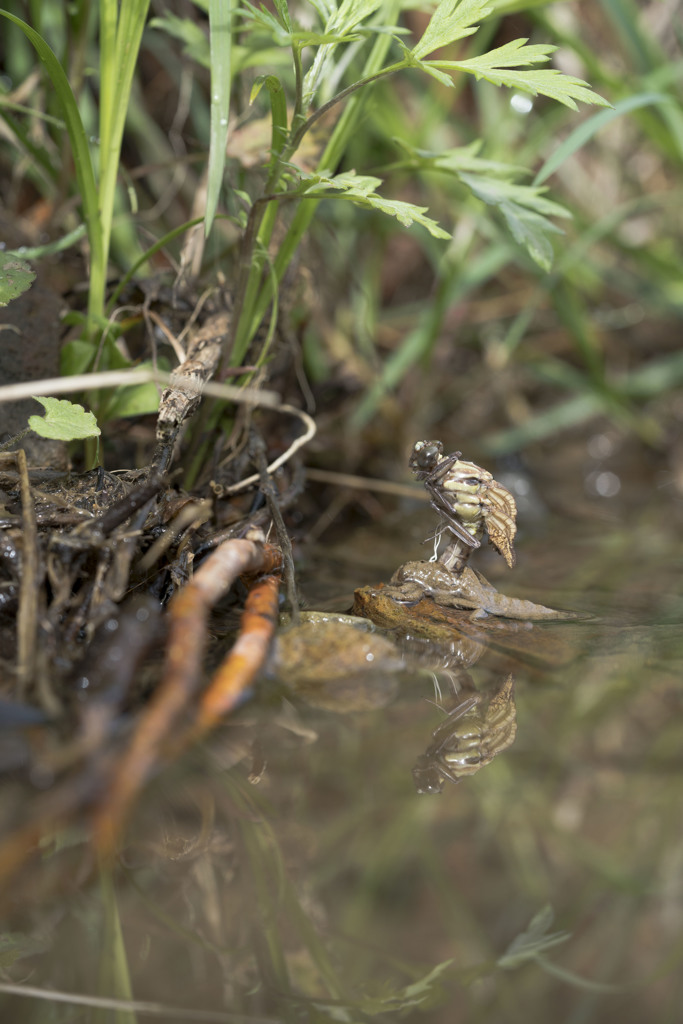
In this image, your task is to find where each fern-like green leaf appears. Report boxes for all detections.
[428,39,611,110]
[498,906,571,970]
[500,202,560,270]
[390,142,570,268]
[298,171,451,238]
[395,138,527,177]
[238,0,292,43]
[459,174,570,219]
[307,170,382,194]
[457,37,556,69]
[327,0,385,34]
[272,0,294,32]
[303,0,385,105]
[459,172,569,269]
[411,0,493,60]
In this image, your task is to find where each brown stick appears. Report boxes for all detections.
[93,538,282,858]
[195,573,280,734]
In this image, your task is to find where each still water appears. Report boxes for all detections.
[1,477,682,1023]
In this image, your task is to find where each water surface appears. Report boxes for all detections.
[1,494,682,1024]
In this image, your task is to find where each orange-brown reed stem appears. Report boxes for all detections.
[195,572,280,734]
[94,538,282,858]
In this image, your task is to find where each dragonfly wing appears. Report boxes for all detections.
[482,482,517,568]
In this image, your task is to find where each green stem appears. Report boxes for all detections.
[0,428,30,452]
[227,3,401,369]
[287,64,400,157]
[243,2,401,345]
[218,194,279,375]
[291,43,305,125]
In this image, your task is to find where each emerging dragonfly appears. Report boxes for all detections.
[409,440,517,573]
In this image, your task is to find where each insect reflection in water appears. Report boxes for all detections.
[413,674,517,794]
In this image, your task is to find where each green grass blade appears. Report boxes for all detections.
[351,243,511,428]
[533,954,623,993]
[96,0,150,317]
[483,345,683,453]
[534,92,673,186]
[0,103,62,183]
[106,215,205,311]
[619,350,683,399]
[5,224,88,260]
[483,393,604,454]
[599,0,659,72]
[205,0,233,237]
[0,9,103,288]
[97,864,138,1024]
[99,0,118,170]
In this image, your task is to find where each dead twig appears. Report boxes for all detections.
[217,405,316,496]
[0,369,279,408]
[93,472,165,537]
[305,466,430,501]
[250,430,300,623]
[136,498,213,575]
[153,310,230,472]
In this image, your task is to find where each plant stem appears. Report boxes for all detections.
[242,1,401,349]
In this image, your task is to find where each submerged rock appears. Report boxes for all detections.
[274,618,403,711]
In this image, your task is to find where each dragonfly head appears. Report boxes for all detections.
[409,440,444,477]
[412,756,445,794]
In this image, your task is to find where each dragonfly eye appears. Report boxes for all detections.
[415,442,441,469]
[412,758,444,794]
